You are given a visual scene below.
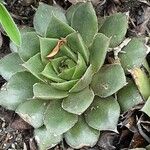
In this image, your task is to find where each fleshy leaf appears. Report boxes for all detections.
[0,71,38,110]
[51,80,78,91]
[71,2,98,46]
[85,96,120,131]
[18,32,40,61]
[117,80,144,112]
[66,3,82,25]
[62,87,94,115]
[39,37,59,64]
[0,53,25,80]
[119,38,147,72]
[34,126,62,150]
[0,3,21,46]
[64,116,100,149]
[23,53,45,81]
[16,99,48,128]
[33,2,67,36]
[41,62,65,83]
[66,32,89,64]
[91,63,126,97]
[69,65,94,92]
[141,97,150,117]
[99,13,128,48]
[33,83,68,100]
[129,67,150,100]
[89,33,110,72]
[44,101,78,135]
[46,15,75,38]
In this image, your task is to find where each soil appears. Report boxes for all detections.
[0,0,150,150]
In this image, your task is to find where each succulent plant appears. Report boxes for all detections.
[0,1,150,150]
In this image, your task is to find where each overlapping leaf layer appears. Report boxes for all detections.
[0,2,150,149]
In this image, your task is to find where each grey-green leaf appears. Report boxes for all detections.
[0,53,25,80]
[34,126,62,150]
[16,99,48,128]
[44,101,78,135]
[33,83,68,100]
[91,63,126,97]
[117,80,144,112]
[64,116,100,149]
[99,13,128,48]
[71,2,98,47]
[141,97,150,117]
[0,71,39,110]
[85,96,120,132]
[89,33,110,72]
[0,3,21,46]
[62,87,94,115]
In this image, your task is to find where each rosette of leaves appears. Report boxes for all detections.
[0,1,150,150]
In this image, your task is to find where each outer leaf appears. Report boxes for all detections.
[33,3,67,36]
[64,116,100,149]
[69,65,94,92]
[0,71,38,110]
[117,81,144,112]
[85,96,120,131]
[71,2,98,47]
[91,63,126,97]
[23,53,45,81]
[46,15,75,38]
[130,68,150,100]
[66,32,89,64]
[18,32,40,61]
[99,13,128,48]
[0,3,21,46]
[89,33,110,72]
[33,83,68,100]
[34,126,62,150]
[0,53,25,80]
[16,99,48,128]
[44,101,78,135]
[62,87,94,115]
[141,97,150,118]
[119,38,147,72]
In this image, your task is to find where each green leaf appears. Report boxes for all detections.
[66,32,89,64]
[130,68,150,100]
[16,99,48,128]
[117,80,144,112]
[0,53,25,80]
[62,87,94,115]
[0,71,38,110]
[69,65,94,92]
[72,53,87,79]
[99,13,128,48]
[33,83,68,100]
[46,15,75,38]
[23,53,45,81]
[51,80,78,91]
[64,116,100,149]
[91,63,126,97]
[18,32,40,61]
[119,38,147,72]
[33,2,67,36]
[66,3,82,25]
[44,101,78,135]
[85,96,120,131]
[89,33,110,72]
[141,97,150,117]
[41,62,65,83]
[39,37,59,64]
[0,3,21,46]
[34,126,62,150]
[71,2,98,46]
